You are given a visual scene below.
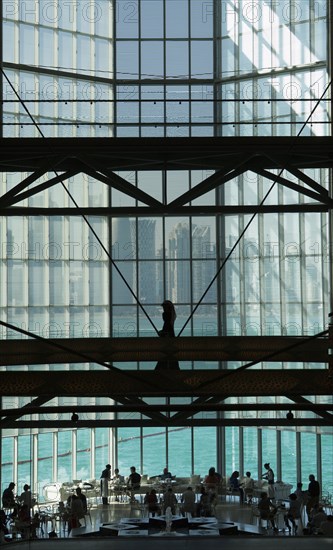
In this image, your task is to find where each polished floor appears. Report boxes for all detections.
[7,495,332,549]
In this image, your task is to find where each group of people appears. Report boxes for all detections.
[2,462,330,537]
[2,481,34,511]
[100,464,142,505]
[56,486,88,534]
[1,482,38,539]
[249,467,330,536]
[143,483,220,518]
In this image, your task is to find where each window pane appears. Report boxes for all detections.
[142,428,166,476]
[281,430,297,487]
[117,428,141,475]
[38,433,53,488]
[225,427,239,475]
[169,427,191,477]
[141,0,163,38]
[95,428,110,479]
[58,431,72,482]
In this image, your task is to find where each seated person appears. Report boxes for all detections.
[258,492,278,531]
[204,467,220,489]
[241,471,254,504]
[229,471,244,504]
[204,467,220,504]
[162,487,177,515]
[112,468,124,483]
[308,506,327,534]
[181,486,196,517]
[144,489,160,517]
[2,482,16,510]
[19,485,33,511]
[0,510,9,536]
[111,468,125,502]
[197,486,211,517]
[160,467,172,480]
[75,487,87,514]
[68,494,84,533]
[284,493,302,533]
[318,515,333,536]
[127,466,141,503]
[15,504,32,539]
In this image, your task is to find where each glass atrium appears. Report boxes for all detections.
[0,0,332,503]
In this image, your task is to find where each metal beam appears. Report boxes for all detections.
[285,166,329,197]
[0,169,80,207]
[168,157,252,207]
[0,369,331,397]
[0,336,329,366]
[1,418,331,429]
[0,204,329,216]
[253,168,333,206]
[75,157,163,208]
[0,156,63,207]
[2,403,332,416]
[0,137,332,173]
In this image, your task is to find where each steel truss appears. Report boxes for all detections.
[0,136,332,430]
[0,137,332,214]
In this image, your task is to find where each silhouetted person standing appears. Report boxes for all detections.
[100,464,111,505]
[306,474,320,519]
[155,300,180,370]
[262,462,275,498]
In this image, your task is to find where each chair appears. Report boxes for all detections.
[227,485,240,503]
[251,505,269,529]
[37,505,55,536]
[293,507,304,533]
[42,483,61,503]
[82,503,92,526]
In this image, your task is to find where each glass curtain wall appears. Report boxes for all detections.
[1,0,115,497]
[1,0,332,500]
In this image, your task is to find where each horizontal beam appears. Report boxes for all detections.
[0,203,329,216]
[0,137,332,172]
[0,336,329,366]
[1,419,331,429]
[2,403,332,416]
[0,369,330,397]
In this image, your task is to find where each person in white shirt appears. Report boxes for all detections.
[241,472,255,504]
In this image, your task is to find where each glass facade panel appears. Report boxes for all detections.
[95,429,110,479]
[225,427,239,475]
[0,0,331,504]
[37,433,53,487]
[169,427,192,477]
[142,428,166,476]
[301,432,317,483]
[281,430,297,488]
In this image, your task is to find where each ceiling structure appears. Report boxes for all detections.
[0,136,332,431]
[0,137,332,215]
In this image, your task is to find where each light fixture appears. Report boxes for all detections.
[71,412,79,422]
[286,410,294,420]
